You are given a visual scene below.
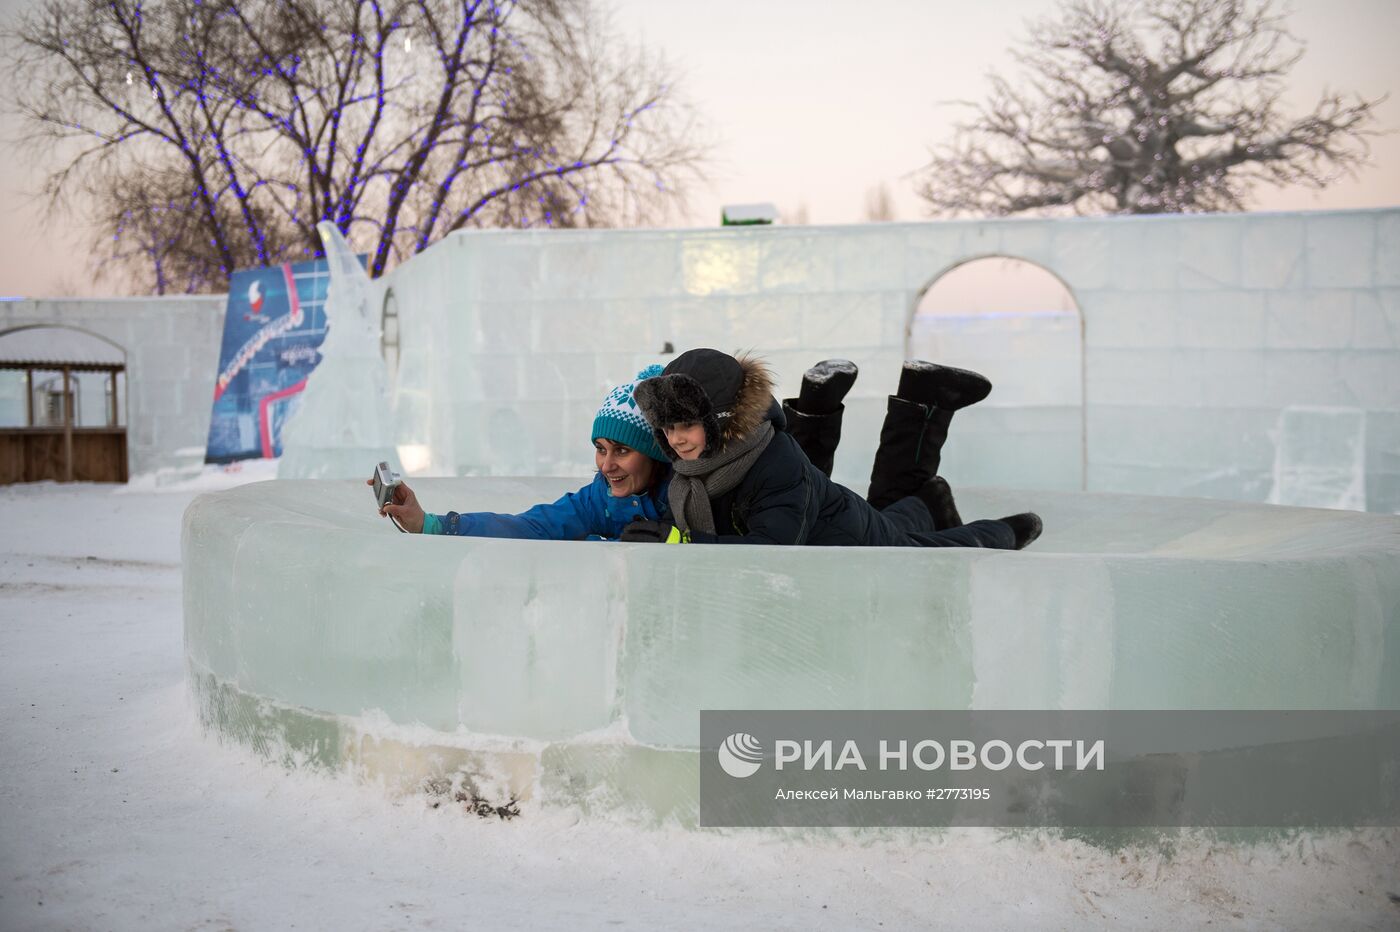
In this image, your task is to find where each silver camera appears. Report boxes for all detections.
[371,460,402,509]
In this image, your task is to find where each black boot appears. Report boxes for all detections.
[783,402,843,478]
[784,359,858,478]
[796,359,858,414]
[915,477,962,531]
[866,396,952,510]
[998,512,1043,550]
[898,360,991,411]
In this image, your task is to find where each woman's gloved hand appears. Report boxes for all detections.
[620,518,688,543]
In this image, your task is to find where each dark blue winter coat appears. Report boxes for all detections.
[636,352,959,548]
[687,406,914,546]
[425,471,670,541]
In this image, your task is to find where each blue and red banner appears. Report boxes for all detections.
[204,257,354,463]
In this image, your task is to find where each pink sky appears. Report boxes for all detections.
[1,0,1396,298]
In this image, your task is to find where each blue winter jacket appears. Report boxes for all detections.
[423,471,670,541]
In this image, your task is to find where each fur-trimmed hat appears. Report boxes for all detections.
[634,349,774,460]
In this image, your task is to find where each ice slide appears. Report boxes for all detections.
[181,478,1400,817]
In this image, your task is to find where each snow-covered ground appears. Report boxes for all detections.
[1,480,1397,931]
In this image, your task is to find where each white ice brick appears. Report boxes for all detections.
[681,237,760,296]
[1192,349,1269,408]
[460,352,524,402]
[1178,220,1243,290]
[800,292,885,349]
[726,295,803,349]
[522,353,599,402]
[454,540,619,739]
[1266,290,1353,349]
[536,239,617,300]
[1241,216,1305,289]
[1377,213,1400,287]
[835,231,906,291]
[474,244,542,301]
[530,298,652,353]
[1336,351,1400,409]
[474,301,533,352]
[464,405,538,474]
[1048,222,1111,290]
[959,222,1002,257]
[1262,350,1343,408]
[1306,214,1375,288]
[1108,220,1181,291]
[1084,348,1176,405]
[1080,291,1175,349]
[995,220,1055,264]
[759,234,837,292]
[903,225,966,290]
[538,235,681,301]
[938,405,1085,492]
[1268,406,1367,510]
[1351,290,1400,350]
[653,297,732,351]
[1173,292,1267,349]
[970,558,1114,707]
[880,292,918,348]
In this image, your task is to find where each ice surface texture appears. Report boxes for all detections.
[278,222,400,479]
[183,479,1400,812]
[368,210,1400,512]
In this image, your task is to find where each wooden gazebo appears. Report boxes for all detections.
[0,328,128,484]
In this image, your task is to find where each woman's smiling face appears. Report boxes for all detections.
[594,438,657,497]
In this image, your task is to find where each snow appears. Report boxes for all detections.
[802,359,859,384]
[2,481,1399,930]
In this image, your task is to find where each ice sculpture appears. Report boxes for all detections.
[278,222,401,479]
[182,479,1400,816]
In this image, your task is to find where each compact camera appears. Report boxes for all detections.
[372,461,402,509]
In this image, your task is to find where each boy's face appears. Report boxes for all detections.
[664,421,706,461]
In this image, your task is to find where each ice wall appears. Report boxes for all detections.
[0,297,224,477]
[183,479,1400,806]
[910,309,1083,491]
[371,210,1400,512]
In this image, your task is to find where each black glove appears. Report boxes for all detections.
[620,518,680,543]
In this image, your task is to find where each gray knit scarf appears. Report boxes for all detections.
[668,420,775,536]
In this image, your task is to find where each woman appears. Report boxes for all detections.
[376,366,672,540]
[626,348,1041,549]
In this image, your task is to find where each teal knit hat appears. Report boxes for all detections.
[592,365,667,462]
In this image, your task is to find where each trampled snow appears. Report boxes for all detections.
[3,481,1399,930]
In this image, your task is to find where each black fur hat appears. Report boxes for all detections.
[634,348,770,461]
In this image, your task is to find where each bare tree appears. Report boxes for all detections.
[863,182,896,222]
[783,202,810,225]
[7,0,707,293]
[916,0,1383,216]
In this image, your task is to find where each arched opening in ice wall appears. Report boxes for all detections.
[910,256,1085,492]
[374,211,1400,512]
